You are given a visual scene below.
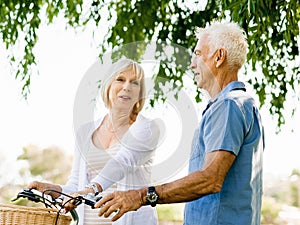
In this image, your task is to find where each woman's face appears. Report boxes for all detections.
[108,67,141,111]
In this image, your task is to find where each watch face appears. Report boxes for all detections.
[146,187,158,206]
[148,193,158,202]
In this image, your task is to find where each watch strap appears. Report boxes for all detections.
[146,186,158,207]
[148,186,155,192]
[85,183,99,195]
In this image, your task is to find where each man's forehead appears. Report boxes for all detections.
[194,37,207,52]
[194,39,202,49]
[194,39,202,51]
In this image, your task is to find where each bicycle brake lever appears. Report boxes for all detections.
[82,194,102,209]
[12,188,41,203]
[73,196,83,206]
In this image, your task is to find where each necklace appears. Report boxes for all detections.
[104,118,130,133]
[105,121,117,133]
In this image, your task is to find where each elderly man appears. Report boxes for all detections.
[95,21,265,225]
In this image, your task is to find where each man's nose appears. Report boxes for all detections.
[190,55,196,69]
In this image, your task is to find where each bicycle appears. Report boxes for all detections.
[6,188,102,225]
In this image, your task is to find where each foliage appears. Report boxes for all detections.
[0,145,72,205]
[261,196,282,224]
[291,169,300,176]
[290,182,300,207]
[17,144,72,184]
[156,203,184,222]
[290,170,300,207]
[0,0,299,127]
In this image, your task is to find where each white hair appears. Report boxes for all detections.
[195,22,248,69]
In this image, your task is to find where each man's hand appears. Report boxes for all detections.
[95,189,145,221]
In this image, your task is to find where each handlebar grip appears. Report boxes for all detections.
[83,194,102,209]
[73,197,83,206]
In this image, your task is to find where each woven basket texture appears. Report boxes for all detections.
[0,203,72,225]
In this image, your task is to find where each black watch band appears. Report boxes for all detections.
[146,186,159,207]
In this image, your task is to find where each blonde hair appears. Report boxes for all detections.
[101,58,146,121]
[195,22,248,69]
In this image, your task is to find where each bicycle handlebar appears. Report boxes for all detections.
[11,188,103,225]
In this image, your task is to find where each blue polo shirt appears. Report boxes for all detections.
[184,81,264,225]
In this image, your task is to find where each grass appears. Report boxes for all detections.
[156,203,184,222]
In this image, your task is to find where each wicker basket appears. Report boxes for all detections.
[0,203,72,225]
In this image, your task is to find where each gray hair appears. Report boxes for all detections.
[195,22,248,69]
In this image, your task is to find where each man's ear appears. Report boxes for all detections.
[215,48,226,68]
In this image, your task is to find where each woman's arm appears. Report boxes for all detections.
[91,116,161,191]
[59,144,81,193]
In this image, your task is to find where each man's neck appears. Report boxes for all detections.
[208,70,238,98]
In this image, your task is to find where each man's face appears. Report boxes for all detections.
[190,36,216,90]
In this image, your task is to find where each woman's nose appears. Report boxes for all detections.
[123,81,131,91]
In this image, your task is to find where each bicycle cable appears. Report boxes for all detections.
[43,189,82,225]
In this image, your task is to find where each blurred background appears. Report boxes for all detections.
[1,1,300,224]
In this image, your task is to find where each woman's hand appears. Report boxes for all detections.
[27,181,62,199]
[62,186,99,212]
[62,192,82,212]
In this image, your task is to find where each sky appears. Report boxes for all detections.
[0,17,300,187]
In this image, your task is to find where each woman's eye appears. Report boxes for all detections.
[132,81,139,85]
[116,77,124,82]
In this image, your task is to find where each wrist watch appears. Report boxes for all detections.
[85,183,99,195]
[146,186,159,207]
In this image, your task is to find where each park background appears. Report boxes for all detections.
[0,1,300,224]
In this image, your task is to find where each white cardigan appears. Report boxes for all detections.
[61,114,160,225]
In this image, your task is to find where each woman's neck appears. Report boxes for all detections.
[106,109,132,130]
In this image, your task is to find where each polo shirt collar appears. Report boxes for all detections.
[202,81,245,116]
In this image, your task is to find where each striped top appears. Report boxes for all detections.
[84,138,120,225]
[83,139,119,224]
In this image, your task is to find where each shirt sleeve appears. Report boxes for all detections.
[60,121,95,193]
[60,144,80,193]
[91,116,161,191]
[204,99,246,155]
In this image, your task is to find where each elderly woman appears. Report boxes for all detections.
[28,58,160,225]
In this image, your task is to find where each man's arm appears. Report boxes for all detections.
[157,150,236,203]
[96,150,236,221]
